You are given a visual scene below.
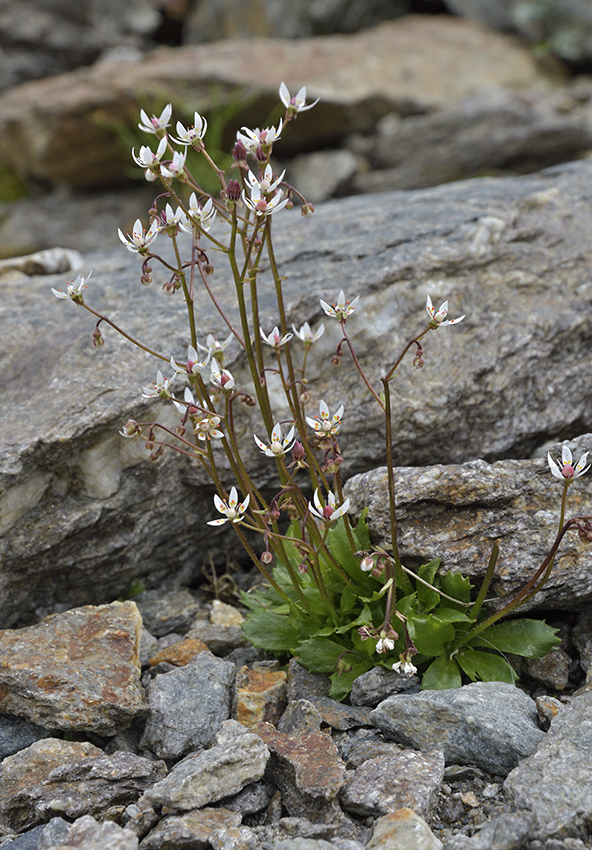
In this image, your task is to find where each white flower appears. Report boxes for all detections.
[260,325,293,349]
[160,149,187,180]
[426,294,465,327]
[138,104,172,135]
[247,164,285,195]
[306,400,344,437]
[51,271,92,302]
[279,82,320,114]
[194,415,224,442]
[236,121,283,153]
[320,290,360,320]
[210,360,235,391]
[159,203,189,233]
[172,385,197,413]
[376,637,395,654]
[392,659,417,676]
[197,333,234,358]
[132,136,168,169]
[117,218,159,254]
[254,423,296,458]
[308,489,350,523]
[170,345,210,376]
[172,112,207,146]
[548,445,590,482]
[243,184,289,217]
[179,195,217,233]
[207,486,250,526]
[292,321,325,345]
[142,370,176,400]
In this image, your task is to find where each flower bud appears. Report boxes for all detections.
[92,327,105,348]
[301,203,314,218]
[226,179,241,201]
[331,354,342,367]
[232,140,247,161]
[292,441,306,462]
[360,555,374,572]
[120,420,139,437]
[261,551,273,565]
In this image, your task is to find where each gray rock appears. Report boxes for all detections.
[186,621,249,655]
[216,779,274,816]
[0,602,146,735]
[2,824,47,849]
[287,661,331,703]
[42,815,139,849]
[139,807,241,850]
[340,749,445,818]
[367,808,443,850]
[572,608,592,684]
[371,682,545,776]
[0,0,159,92]
[443,810,537,850]
[344,446,592,611]
[350,666,419,707]
[8,160,592,623]
[37,818,71,849]
[306,697,373,731]
[140,651,235,759]
[0,16,553,190]
[0,739,166,833]
[143,721,269,811]
[357,88,592,193]
[505,690,592,838]
[184,0,409,41]
[278,700,323,737]
[339,736,402,770]
[135,589,202,637]
[0,715,52,760]
[286,150,359,204]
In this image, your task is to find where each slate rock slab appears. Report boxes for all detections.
[504,689,592,839]
[371,682,545,776]
[6,161,592,624]
[0,739,166,833]
[0,601,146,734]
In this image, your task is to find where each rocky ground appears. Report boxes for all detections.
[0,591,591,850]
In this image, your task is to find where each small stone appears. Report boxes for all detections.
[147,637,208,667]
[341,738,403,770]
[460,791,479,808]
[366,807,443,850]
[210,600,244,627]
[0,739,166,832]
[287,660,331,702]
[0,602,146,735]
[140,651,235,759]
[0,714,52,760]
[350,666,419,707]
[139,629,158,668]
[135,590,202,636]
[253,722,347,823]
[42,815,139,849]
[371,682,544,776]
[523,648,571,691]
[217,779,274,816]
[340,750,445,818]
[278,700,323,737]
[308,696,373,730]
[186,621,249,655]
[143,721,269,811]
[233,666,288,728]
[139,807,241,850]
[536,694,564,730]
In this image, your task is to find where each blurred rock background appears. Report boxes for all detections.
[2,0,592,257]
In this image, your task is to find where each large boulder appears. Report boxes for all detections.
[0,16,560,190]
[3,160,592,625]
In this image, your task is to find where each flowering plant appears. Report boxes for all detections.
[52,85,592,698]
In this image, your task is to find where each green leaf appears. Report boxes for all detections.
[455,649,517,684]
[469,619,560,658]
[296,637,351,673]
[421,655,462,689]
[432,607,473,624]
[241,607,300,653]
[417,560,441,612]
[409,614,455,656]
[440,570,472,608]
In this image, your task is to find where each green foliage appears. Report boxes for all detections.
[241,513,560,699]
